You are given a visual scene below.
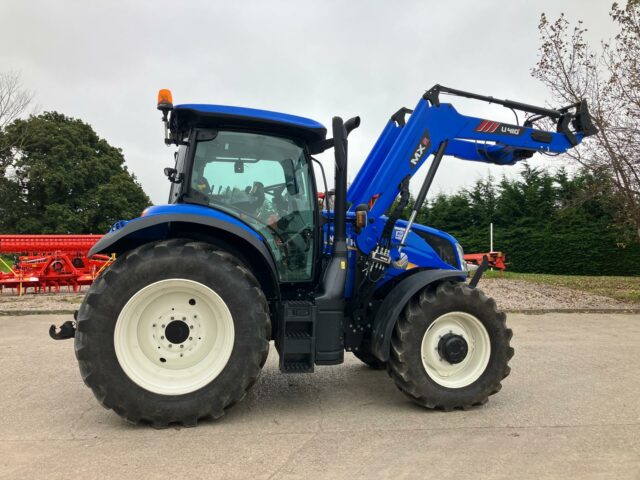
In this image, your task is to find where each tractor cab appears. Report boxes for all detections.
[161,93,327,283]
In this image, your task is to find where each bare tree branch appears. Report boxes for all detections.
[0,71,33,130]
[532,2,640,238]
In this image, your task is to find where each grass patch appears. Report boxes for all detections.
[0,255,14,273]
[484,270,640,303]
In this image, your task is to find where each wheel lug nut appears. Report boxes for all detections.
[171,317,174,321]
[180,353,183,357]
[182,317,186,321]
[161,336,165,340]
[169,344,172,348]
[152,324,156,327]
[180,345,184,348]
[190,325,194,329]
[161,324,165,328]
[189,337,193,341]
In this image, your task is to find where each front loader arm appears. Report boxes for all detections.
[348,85,597,255]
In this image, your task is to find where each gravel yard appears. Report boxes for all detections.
[0,290,85,314]
[1,278,638,314]
[479,278,638,311]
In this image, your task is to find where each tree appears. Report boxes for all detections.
[465,175,498,228]
[532,1,640,238]
[0,111,151,234]
[494,164,556,228]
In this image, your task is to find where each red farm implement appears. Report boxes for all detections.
[464,251,507,271]
[0,235,113,295]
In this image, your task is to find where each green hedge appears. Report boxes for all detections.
[417,166,640,276]
[453,225,640,276]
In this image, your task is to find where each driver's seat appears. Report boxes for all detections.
[236,181,265,214]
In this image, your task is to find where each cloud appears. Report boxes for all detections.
[0,0,616,205]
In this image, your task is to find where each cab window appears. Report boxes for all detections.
[189,130,315,282]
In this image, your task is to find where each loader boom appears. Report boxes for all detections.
[348,85,596,254]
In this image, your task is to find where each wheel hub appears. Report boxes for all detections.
[165,320,190,344]
[152,312,200,355]
[437,333,468,364]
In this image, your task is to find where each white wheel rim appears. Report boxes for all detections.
[114,279,235,395]
[420,311,491,388]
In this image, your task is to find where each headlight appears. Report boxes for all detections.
[455,243,467,271]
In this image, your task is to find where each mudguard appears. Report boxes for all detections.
[370,269,467,362]
[89,212,279,296]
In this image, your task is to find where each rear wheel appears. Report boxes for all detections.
[75,239,270,427]
[388,282,513,410]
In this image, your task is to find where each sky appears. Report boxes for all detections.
[0,0,619,205]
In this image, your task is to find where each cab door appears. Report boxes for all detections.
[185,129,317,282]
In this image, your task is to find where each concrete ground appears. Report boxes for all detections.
[0,313,638,480]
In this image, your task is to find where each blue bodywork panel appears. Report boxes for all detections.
[173,104,327,143]
[104,204,265,242]
[175,104,325,131]
[140,204,263,240]
[323,211,461,298]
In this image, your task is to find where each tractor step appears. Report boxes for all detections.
[277,301,316,373]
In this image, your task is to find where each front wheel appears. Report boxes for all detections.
[74,240,270,427]
[388,282,513,410]
[353,338,387,370]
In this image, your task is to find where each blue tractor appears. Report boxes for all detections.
[64,86,596,426]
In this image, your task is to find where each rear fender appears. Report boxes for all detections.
[90,213,279,298]
[370,269,466,362]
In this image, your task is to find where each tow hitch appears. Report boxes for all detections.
[49,311,77,340]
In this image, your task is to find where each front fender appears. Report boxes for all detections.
[370,269,467,362]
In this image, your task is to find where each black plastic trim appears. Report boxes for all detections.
[370,269,467,362]
[390,107,413,127]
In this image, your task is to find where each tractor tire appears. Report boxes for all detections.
[74,239,270,427]
[353,338,387,370]
[388,281,513,410]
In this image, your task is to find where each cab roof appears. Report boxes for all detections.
[173,104,327,143]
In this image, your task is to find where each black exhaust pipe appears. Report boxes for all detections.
[315,115,359,365]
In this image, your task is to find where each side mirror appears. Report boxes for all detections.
[282,158,299,195]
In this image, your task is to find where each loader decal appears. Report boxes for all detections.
[475,120,524,136]
[410,129,431,168]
